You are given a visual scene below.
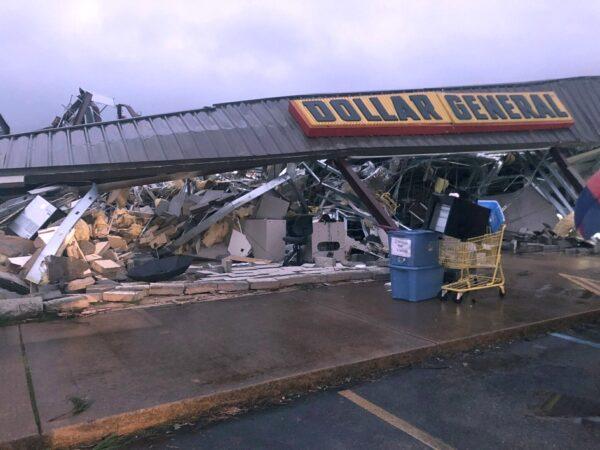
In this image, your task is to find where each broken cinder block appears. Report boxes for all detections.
[314,256,336,268]
[184,281,219,295]
[44,295,93,313]
[217,280,249,292]
[249,278,281,290]
[0,234,36,257]
[108,235,128,250]
[0,296,43,319]
[91,259,122,277]
[94,241,110,256]
[65,276,96,293]
[47,256,89,283]
[103,290,144,302]
[149,282,185,296]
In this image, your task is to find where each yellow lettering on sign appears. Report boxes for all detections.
[440,92,572,125]
[289,91,574,137]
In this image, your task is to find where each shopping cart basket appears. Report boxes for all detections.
[439,225,506,303]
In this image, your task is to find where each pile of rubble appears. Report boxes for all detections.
[505,218,599,255]
[0,163,395,321]
[0,150,596,322]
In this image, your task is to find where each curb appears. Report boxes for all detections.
[4,307,600,449]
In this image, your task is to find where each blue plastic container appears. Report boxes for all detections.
[477,200,505,233]
[388,230,440,267]
[389,264,444,302]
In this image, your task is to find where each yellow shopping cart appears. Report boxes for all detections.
[439,225,506,303]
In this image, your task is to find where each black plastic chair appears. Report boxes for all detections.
[283,215,313,266]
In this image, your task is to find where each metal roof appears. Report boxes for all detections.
[1,76,600,187]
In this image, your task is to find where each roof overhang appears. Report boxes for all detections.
[1,76,599,190]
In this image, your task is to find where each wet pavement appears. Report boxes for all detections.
[129,322,600,450]
[0,253,598,447]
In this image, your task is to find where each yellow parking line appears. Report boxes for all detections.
[339,390,455,450]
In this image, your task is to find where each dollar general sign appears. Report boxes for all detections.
[289,91,573,137]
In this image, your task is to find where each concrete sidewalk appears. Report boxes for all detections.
[1,253,599,449]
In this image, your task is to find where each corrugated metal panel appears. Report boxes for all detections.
[1,76,600,186]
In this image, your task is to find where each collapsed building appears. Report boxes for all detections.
[0,76,598,318]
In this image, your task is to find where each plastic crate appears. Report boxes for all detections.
[389,264,444,302]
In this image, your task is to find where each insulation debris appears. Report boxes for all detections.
[0,146,596,321]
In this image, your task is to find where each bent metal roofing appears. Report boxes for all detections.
[1,76,600,187]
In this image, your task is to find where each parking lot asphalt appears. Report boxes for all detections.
[128,322,600,450]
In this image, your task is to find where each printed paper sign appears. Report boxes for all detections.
[391,237,411,258]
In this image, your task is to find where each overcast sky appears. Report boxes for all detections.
[2,0,600,133]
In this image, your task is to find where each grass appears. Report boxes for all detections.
[92,434,133,450]
[48,395,94,422]
[69,395,94,415]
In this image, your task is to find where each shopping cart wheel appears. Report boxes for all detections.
[454,293,464,304]
[499,287,506,297]
[442,292,458,303]
[438,290,446,301]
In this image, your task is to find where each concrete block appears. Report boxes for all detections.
[86,292,104,302]
[312,220,347,261]
[0,296,43,319]
[367,267,390,280]
[185,281,219,294]
[86,283,117,293]
[278,274,322,287]
[517,243,543,253]
[44,295,92,313]
[90,259,122,277]
[39,288,63,301]
[149,282,186,296]
[345,269,373,280]
[0,234,36,257]
[249,278,281,290]
[542,244,560,253]
[103,290,144,302]
[325,271,352,283]
[47,256,89,283]
[217,280,249,292]
[107,235,128,250]
[65,276,96,293]
[114,283,149,292]
[314,256,336,268]
[94,241,111,256]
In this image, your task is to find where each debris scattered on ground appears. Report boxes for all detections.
[49,395,94,422]
[0,149,596,321]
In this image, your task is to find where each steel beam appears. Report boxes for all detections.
[170,172,293,249]
[25,184,99,284]
[72,91,94,125]
[117,104,140,119]
[549,148,585,194]
[334,158,397,230]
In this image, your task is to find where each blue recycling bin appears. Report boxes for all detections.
[388,230,440,267]
[388,230,443,302]
[477,200,505,233]
[389,265,444,301]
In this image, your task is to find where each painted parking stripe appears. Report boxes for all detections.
[550,332,600,349]
[339,390,455,450]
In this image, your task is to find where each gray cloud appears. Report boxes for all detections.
[1,0,600,132]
